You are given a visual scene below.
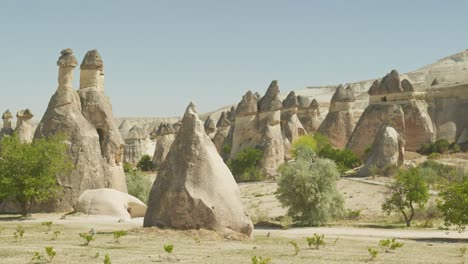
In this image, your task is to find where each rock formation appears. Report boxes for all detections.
[76,188,146,219]
[212,111,231,154]
[144,102,253,237]
[297,97,322,134]
[124,125,148,164]
[152,122,176,169]
[33,48,126,212]
[281,91,306,160]
[204,115,217,138]
[15,109,34,143]
[0,110,14,139]
[118,119,133,140]
[347,70,435,157]
[318,85,356,149]
[231,91,258,156]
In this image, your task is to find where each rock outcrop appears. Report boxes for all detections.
[281,92,306,160]
[318,85,356,149]
[33,48,127,212]
[204,115,217,138]
[118,119,133,140]
[0,110,14,139]
[152,122,176,169]
[124,125,148,164]
[212,111,231,154]
[347,70,435,157]
[231,91,259,156]
[144,102,253,237]
[76,188,146,219]
[297,97,322,134]
[15,109,34,143]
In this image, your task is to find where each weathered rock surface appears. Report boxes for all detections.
[297,98,322,134]
[33,49,127,212]
[281,92,306,160]
[124,125,148,164]
[231,91,259,155]
[144,103,253,237]
[318,85,355,149]
[204,115,217,137]
[212,112,231,154]
[76,188,146,219]
[0,110,14,139]
[15,109,34,143]
[358,125,402,177]
[152,122,176,169]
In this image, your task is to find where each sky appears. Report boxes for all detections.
[0,0,467,118]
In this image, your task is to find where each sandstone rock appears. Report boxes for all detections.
[0,110,14,139]
[401,79,414,92]
[281,92,306,160]
[358,125,402,177]
[118,120,133,139]
[76,189,146,219]
[216,112,231,128]
[226,106,236,122]
[152,122,176,169]
[231,91,259,155]
[368,70,404,95]
[257,80,282,112]
[318,85,355,149]
[78,49,127,192]
[212,112,231,154]
[144,102,253,237]
[297,95,311,109]
[32,49,127,212]
[204,115,217,136]
[15,109,34,143]
[235,91,257,116]
[124,125,148,164]
[297,98,322,134]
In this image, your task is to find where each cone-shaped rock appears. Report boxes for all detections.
[0,109,14,139]
[152,122,177,169]
[281,91,306,160]
[204,115,217,136]
[124,125,148,163]
[144,102,253,237]
[15,109,34,143]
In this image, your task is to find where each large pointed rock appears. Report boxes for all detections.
[152,122,177,169]
[281,92,306,160]
[144,103,253,237]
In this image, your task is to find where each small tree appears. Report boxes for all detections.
[276,147,344,226]
[136,155,155,171]
[126,170,152,203]
[228,147,264,182]
[437,181,468,231]
[382,168,429,227]
[0,135,73,216]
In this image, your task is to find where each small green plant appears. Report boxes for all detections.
[306,234,326,249]
[163,243,174,254]
[31,247,56,263]
[458,246,467,258]
[427,152,441,160]
[79,233,95,246]
[112,230,127,243]
[13,224,24,241]
[289,240,300,256]
[103,253,111,264]
[136,154,155,171]
[367,247,378,261]
[379,238,404,252]
[251,256,271,264]
[41,221,53,233]
[228,147,264,182]
[51,231,60,240]
[345,209,361,220]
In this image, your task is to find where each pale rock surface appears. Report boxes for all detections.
[152,122,176,169]
[76,188,146,219]
[124,125,148,164]
[0,110,14,139]
[358,125,402,177]
[297,97,322,134]
[118,119,133,140]
[212,111,231,154]
[32,49,126,212]
[144,102,253,237]
[318,85,356,149]
[15,109,34,143]
[231,91,258,156]
[281,92,306,160]
[204,115,217,138]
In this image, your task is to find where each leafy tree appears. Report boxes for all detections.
[228,147,264,182]
[382,168,429,227]
[276,147,344,226]
[0,135,73,216]
[437,181,468,231]
[136,155,155,171]
[126,170,152,203]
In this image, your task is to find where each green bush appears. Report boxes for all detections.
[222,143,232,156]
[276,148,344,226]
[228,147,264,182]
[251,256,271,264]
[418,160,467,189]
[437,181,468,231]
[123,162,134,173]
[419,139,460,155]
[306,234,326,249]
[136,155,155,171]
[427,153,441,160]
[126,170,152,203]
[382,168,429,227]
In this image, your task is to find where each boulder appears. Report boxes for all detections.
[76,189,146,219]
[144,102,253,237]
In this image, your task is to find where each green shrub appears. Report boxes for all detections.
[13,224,24,241]
[306,234,326,249]
[345,209,362,220]
[419,161,467,189]
[367,247,378,261]
[291,135,318,157]
[382,168,429,227]
[222,143,232,156]
[420,139,459,155]
[126,170,152,203]
[379,238,404,252]
[123,162,134,173]
[289,240,300,255]
[79,233,95,246]
[41,221,53,233]
[437,181,468,231]
[113,230,127,243]
[31,246,56,263]
[51,231,60,241]
[136,155,155,171]
[228,147,264,182]
[104,254,111,264]
[276,148,344,226]
[251,256,271,264]
[163,243,174,254]
[427,153,441,160]
[318,145,361,173]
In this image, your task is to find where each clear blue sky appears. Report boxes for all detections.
[0,0,467,118]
